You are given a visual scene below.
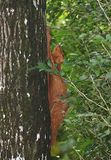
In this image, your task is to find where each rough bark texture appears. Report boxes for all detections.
[0,0,51,159]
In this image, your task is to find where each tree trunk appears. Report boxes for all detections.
[0,0,51,159]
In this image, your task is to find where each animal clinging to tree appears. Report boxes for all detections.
[47,29,68,145]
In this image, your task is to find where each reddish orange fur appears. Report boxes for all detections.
[47,30,68,145]
[51,101,67,144]
[48,74,67,109]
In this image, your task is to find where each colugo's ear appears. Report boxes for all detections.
[53,44,63,55]
[52,45,64,65]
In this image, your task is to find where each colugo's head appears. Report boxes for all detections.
[52,44,64,64]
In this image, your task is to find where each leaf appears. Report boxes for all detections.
[51,144,60,156]
[105,72,111,80]
[79,75,88,81]
[79,33,87,40]
[93,35,105,43]
[28,65,38,72]
[106,34,111,42]
[47,59,52,67]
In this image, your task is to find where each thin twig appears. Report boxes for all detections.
[101,42,111,58]
[73,148,85,160]
[90,74,109,111]
[96,0,111,25]
[100,115,111,128]
[67,76,109,112]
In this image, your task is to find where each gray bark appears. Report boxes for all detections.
[0,1,51,159]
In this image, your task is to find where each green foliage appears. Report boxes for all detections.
[28,60,61,75]
[47,0,111,159]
